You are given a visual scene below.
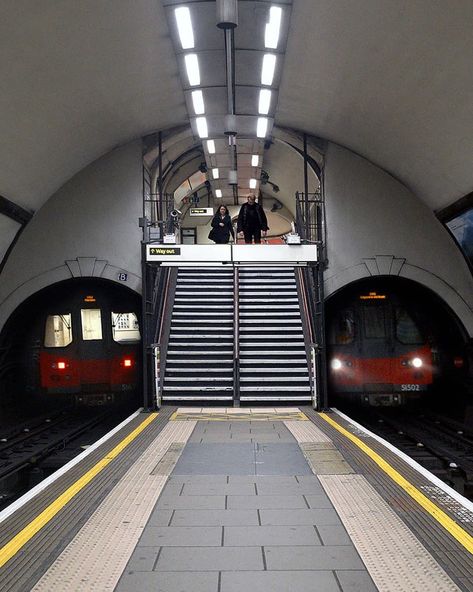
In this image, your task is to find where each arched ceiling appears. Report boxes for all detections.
[1,0,472,245]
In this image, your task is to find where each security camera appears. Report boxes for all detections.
[170,209,182,218]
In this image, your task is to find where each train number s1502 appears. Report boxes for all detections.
[401,384,421,391]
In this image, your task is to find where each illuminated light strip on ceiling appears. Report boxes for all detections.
[258,89,272,115]
[185,54,200,86]
[249,178,257,189]
[261,54,276,86]
[215,189,222,198]
[251,154,259,167]
[212,168,219,179]
[196,117,208,138]
[256,117,268,138]
[175,6,195,49]
[264,6,282,49]
[191,90,205,115]
[207,140,216,154]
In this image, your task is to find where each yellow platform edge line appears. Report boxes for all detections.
[0,412,159,569]
[319,412,473,555]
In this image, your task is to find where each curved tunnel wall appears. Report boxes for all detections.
[324,142,473,337]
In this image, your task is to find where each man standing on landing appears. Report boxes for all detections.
[237,194,269,244]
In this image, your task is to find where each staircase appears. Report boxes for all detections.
[237,266,312,401]
[162,267,234,401]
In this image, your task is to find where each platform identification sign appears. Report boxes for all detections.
[189,207,214,216]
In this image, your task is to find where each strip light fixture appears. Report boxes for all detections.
[249,178,257,189]
[251,154,259,167]
[185,54,200,86]
[258,89,272,115]
[215,189,222,198]
[196,117,208,138]
[212,168,219,179]
[191,90,205,115]
[265,6,282,49]
[207,140,216,154]
[175,7,195,49]
[261,54,276,86]
[256,117,268,138]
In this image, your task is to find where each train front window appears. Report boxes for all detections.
[111,312,141,343]
[44,314,72,347]
[81,309,102,340]
[395,308,423,344]
[329,309,355,345]
[363,305,386,339]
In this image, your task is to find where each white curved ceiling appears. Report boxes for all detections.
[0,0,472,226]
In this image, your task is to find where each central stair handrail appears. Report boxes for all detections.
[233,266,240,406]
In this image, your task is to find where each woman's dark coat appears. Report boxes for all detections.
[210,212,235,243]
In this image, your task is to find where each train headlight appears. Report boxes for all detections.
[331,358,342,371]
[411,357,423,368]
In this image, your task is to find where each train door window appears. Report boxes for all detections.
[329,309,355,344]
[44,314,72,347]
[81,309,102,340]
[111,312,141,342]
[363,305,386,339]
[395,308,422,344]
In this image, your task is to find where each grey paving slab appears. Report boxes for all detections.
[116,571,219,592]
[182,482,256,495]
[255,443,313,475]
[139,526,222,547]
[156,546,264,571]
[156,494,226,509]
[167,474,229,485]
[220,570,340,592]
[146,509,174,527]
[255,481,325,495]
[224,525,321,547]
[227,494,307,509]
[252,434,294,442]
[260,508,342,526]
[317,524,353,546]
[170,509,260,526]
[264,545,365,570]
[228,475,300,485]
[173,443,256,474]
[335,570,378,592]
[303,493,334,509]
[125,546,159,571]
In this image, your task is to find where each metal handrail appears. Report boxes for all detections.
[233,266,240,406]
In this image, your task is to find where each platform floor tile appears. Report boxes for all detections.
[115,571,219,592]
[220,570,341,592]
[223,525,321,546]
[156,545,265,571]
[264,545,365,570]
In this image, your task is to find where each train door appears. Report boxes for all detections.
[359,299,393,390]
[78,303,110,389]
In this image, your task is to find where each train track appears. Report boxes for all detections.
[338,403,473,499]
[0,405,131,508]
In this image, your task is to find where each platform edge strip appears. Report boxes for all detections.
[0,412,159,569]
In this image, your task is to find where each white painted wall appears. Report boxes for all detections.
[0,141,142,333]
[324,142,473,335]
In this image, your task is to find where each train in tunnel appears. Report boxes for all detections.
[0,279,142,407]
[325,278,469,406]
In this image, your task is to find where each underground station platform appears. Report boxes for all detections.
[1,407,473,592]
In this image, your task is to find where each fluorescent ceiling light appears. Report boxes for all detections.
[191,90,205,115]
[256,117,268,138]
[185,54,200,86]
[258,89,272,115]
[196,117,208,138]
[207,140,216,154]
[212,168,219,179]
[249,178,257,189]
[251,154,259,167]
[215,189,222,198]
[175,7,194,50]
[265,6,282,49]
[261,54,276,86]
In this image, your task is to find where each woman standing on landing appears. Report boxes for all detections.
[209,205,235,244]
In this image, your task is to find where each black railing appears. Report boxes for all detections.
[233,266,240,406]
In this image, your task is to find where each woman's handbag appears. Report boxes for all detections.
[208,228,217,242]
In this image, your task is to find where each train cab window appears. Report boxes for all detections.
[111,312,141,343]
[81,309,102,340]
[395,308,422,344]
[363,305,386,339]
[44,314,72,347]
[329,309,355,344]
